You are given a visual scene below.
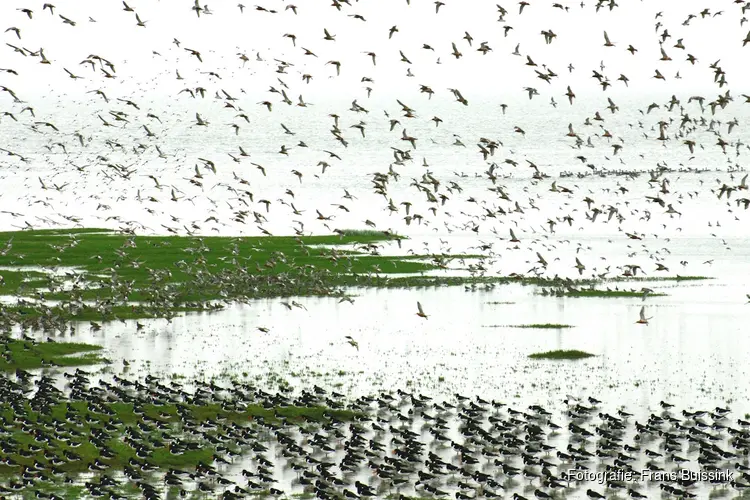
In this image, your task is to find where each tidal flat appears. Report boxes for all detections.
[0,228,708,327]
[2,0,750,497]
[0,227,747,500]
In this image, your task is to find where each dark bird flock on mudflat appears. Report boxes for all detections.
[2,0,750,498]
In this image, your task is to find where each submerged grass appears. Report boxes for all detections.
[625,275,711,282]
[528,350,595,360]
[562,289,667,298]
[0,399,357,477]
[0,339,104,371]
[3,302,213,322]
[539,285,667,299]
[0,228,709,325]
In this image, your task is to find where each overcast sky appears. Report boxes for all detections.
[1,0,749,237]
[2,0,749,105]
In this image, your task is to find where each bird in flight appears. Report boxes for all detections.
[416,302,428,319]
[345,335,359,351]
[603,31,615,47]
[636,306,652,325]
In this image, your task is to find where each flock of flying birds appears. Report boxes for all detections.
[2,1,747,322]
[1,0,750,498]
[1,1,749,245]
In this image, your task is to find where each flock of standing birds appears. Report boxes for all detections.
[5,365,750,500]
[1,0,750,498]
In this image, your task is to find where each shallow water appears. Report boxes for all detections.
[15,228,736,498]
[59,237,748,414]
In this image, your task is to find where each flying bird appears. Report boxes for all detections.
[636,306,653,325]
[416,302,428,319]
[345,335,359,351]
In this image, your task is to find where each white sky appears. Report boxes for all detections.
[1,0,749,237]
[1,0,749,102]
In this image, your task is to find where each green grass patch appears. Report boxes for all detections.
[371,275,589,288]
[0,338,104,371]
[3,302,211,323]
[528,350,595,360]
[0,228,428,294]
[0,228,708,326]
[0,398,358,478]
[0,269,47,291]
[0,227,442,323]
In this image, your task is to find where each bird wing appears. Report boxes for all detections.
[417,301,425,315]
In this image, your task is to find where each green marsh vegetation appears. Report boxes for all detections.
[0,228,447,326]
[540,287,668,298]
[0,228,710,327]
[565,289,664,298]
[0,391,357,478]
[0,336,104,371]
